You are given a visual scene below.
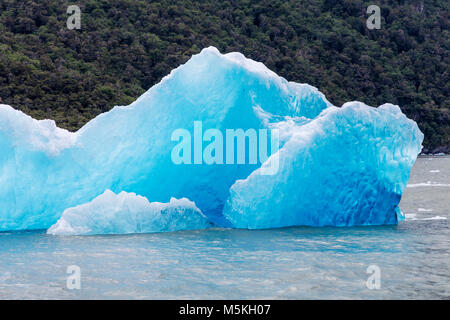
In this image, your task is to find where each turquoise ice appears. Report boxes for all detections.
[47,190,213,235]
[224,103,422,228]
[0,47,423,233]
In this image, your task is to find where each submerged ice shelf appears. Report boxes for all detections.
[47,190,213,235]
[0,47,423,234]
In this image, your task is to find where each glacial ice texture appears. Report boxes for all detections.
[47,190,213,235]
[0,47,423,233]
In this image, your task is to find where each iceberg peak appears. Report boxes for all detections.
[0,104,77,156]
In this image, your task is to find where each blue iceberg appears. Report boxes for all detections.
[224,102,422,228]
[0,47,423,233]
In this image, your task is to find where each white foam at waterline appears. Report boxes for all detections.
[407,182,450,188]
[421,216,447,221]
[418,208,433,212]
[405,214,447,221]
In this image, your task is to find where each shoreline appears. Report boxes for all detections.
[419,152,449,156]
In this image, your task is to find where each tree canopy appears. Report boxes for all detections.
[0,0,448,152]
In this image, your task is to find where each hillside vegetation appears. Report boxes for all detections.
[0,0,448,152]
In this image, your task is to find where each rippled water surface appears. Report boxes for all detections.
[0,156,448,299]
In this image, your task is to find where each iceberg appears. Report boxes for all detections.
[47,190,213,235]
[224,102,422,228]
[0,47,423,233]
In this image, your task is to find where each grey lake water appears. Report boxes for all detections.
[0,156,448,299]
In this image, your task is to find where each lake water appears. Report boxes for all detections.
[0,156,448,299]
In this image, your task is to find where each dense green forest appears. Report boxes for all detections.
[0,0,448,152]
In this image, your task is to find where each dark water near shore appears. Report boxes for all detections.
[0,156,448,299]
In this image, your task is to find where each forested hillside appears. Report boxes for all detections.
[0,0,448,152]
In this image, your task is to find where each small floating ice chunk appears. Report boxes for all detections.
[47,190,214,235]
